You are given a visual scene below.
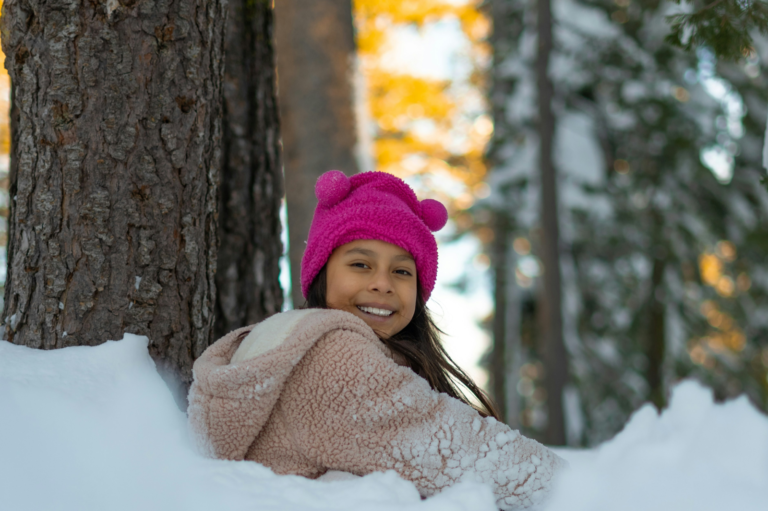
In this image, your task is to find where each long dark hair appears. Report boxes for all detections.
[305,266,501,420]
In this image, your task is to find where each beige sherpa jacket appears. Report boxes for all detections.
[188,309,567,510]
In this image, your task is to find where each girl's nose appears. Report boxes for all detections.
[369,269,394,294]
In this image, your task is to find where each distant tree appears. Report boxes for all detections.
[275,0,359,308]
[705,37,768,408]
[486,0,768,445]
[567,1,768,437]
[664,3,768,406]
[536,0,568,446]
[216,0,284,338]
[487,0,525,429]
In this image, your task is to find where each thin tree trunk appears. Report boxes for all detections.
[492,225,524,427]
[216,0,284,339]
[486,0,526,428]
[491,212,510,421]
[274,0,359,308]
[646,256,666,409]
[537,0,568,445]
[1,0,226,404]
[504,243,523,428]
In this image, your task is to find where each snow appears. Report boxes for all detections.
[0,335,496,511]
[554,113,604,187]
[2,338,768,511]
[550,381,768,511]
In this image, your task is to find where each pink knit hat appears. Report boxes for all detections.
[301,170,448,301]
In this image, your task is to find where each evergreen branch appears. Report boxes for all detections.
[665,0,768,61]
[698,0,727,12]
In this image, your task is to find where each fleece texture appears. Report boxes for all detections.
[188,309,567,510]
[300,170,449,301]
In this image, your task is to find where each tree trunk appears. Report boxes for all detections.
[646,255,666,410]
[486,0,527,429]
[503,244,523,428]
[1,0,226,404]
[274,0,359,308]
[537,0,568,445]
[491,211,510,421]
[216,0,283,339]
[491,214,524,427]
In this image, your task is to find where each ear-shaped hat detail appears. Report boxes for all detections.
[315,170,351,208]
[421,199,448,232]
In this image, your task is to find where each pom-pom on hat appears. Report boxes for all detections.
[301,170,448,301]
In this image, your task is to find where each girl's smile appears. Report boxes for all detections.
[325,239,417,339]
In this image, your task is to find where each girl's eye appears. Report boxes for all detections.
[395,269,413,276]
[351,262,370,269]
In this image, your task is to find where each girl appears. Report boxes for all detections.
[188,170,567,510]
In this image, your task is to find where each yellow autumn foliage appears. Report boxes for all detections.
[689,242,752,368]
[375,136,449,173]
[355,0,458,34]
[0,70,9,157]
[0,0,9,157]
[0,0,9,250]
[355,0,489,52]
[353,0,491,202]
[699,253,723,287]
[368,70,453,128]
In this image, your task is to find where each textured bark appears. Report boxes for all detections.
[537,0,568,445]
[216,0,283,339]
[274,0,358,308]
[1,0,226,402]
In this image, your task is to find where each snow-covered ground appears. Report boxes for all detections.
[1,336,767,511]
[549,383,768,511]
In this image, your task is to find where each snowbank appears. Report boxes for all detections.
[1,337,767,511]
[549,380,768,511]
[0,336,495,511]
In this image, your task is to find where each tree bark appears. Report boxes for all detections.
[1,0,226,403]
[216,0,283,339]
[274,0,359,308]
[537,0,568,445]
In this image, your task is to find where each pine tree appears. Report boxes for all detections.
[486,0,768,444]
[705,35,768,408]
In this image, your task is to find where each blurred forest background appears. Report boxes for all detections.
[1,0,767,447]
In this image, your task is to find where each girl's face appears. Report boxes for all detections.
[325,239,418,339]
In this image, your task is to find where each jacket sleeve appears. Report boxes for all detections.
[281,328,568,510]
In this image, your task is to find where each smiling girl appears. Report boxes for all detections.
[188,171,566,510]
